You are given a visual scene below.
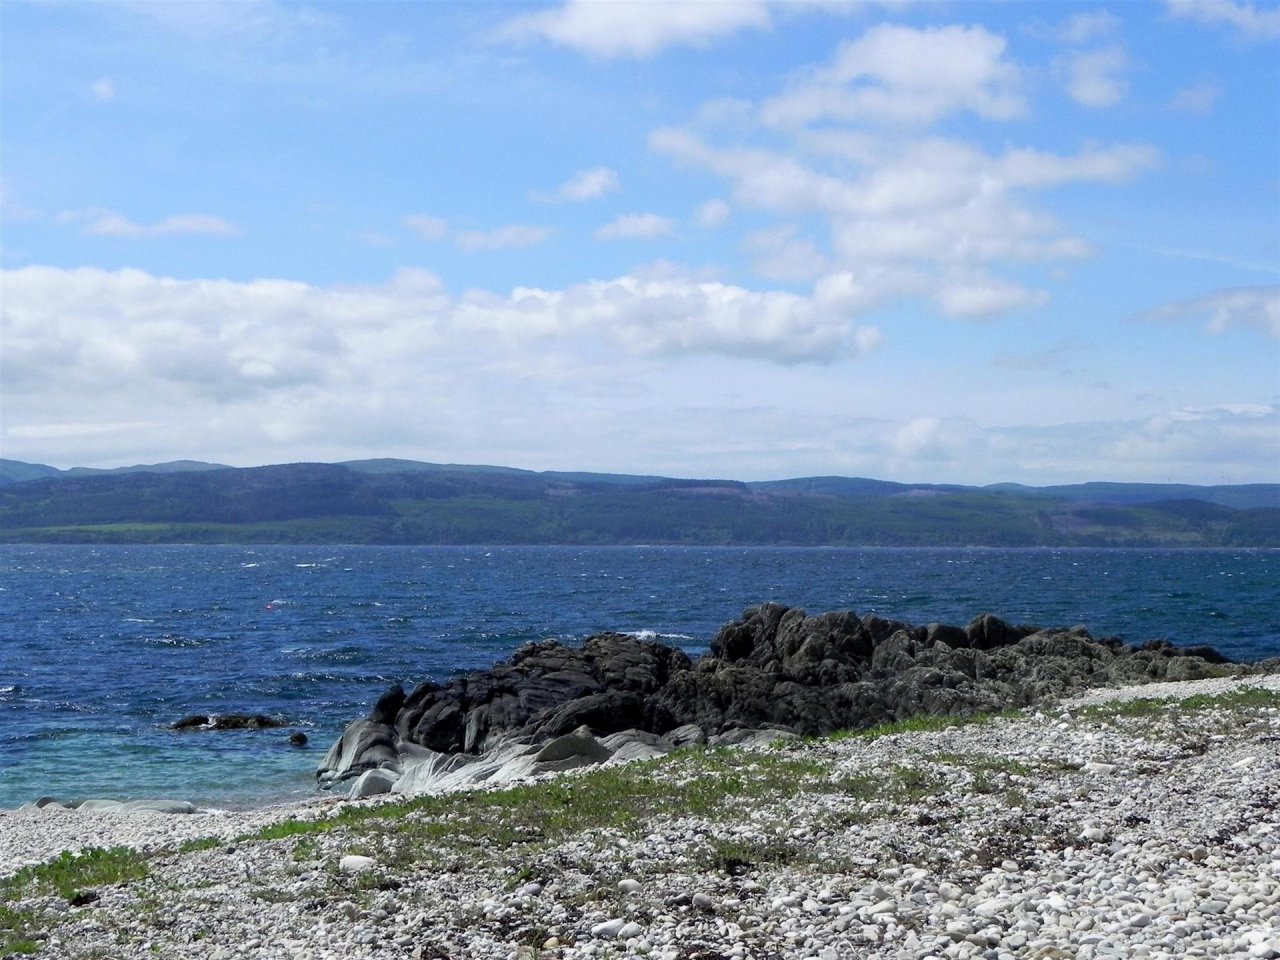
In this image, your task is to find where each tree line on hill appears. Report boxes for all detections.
[0,459,1275,547]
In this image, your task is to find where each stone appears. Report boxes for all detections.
[339,855,375,874]
[619,878,643,895]
[590,918,626,939]
[348,767,397,799]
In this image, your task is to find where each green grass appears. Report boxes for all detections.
[1079,685,1280,721]
[1,847,149,955]
[830,708,1020,742]
[241,747,834,861]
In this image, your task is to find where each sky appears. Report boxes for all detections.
[1,0,1278,485]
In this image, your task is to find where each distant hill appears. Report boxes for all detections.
[0,458,1275,546]
[0,458,228,485]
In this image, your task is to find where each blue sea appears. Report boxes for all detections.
[1,545,1276,810]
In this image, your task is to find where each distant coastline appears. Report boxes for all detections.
[2,458,1277,547]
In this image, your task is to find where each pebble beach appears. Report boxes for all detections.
[4,673,1279,960]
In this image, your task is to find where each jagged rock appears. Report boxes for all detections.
[322,604,1263,796]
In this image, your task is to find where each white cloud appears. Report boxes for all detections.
[58,208,239,237]
[743,226,828,282]
[1061,45,1130,107]
[548,167,619,201]
[654,128,1155,315]
[892,416,983,462]
[500,0,771,59]
[91,78,117,102]
[1056,10,1122,43]
[1170,79,1223,113]
[1139,286,1280,337]
[695,198,732,228]
[595,213,675,239]
[454,224,553,251]
[934,272,1049,319]
[403,214,448,241]
[1166,0,1280,40]
[760,24,1025,127]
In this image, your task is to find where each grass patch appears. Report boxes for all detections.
[1079,685,1280,721]
[1,847,149,955]
[831,709,1020,742]
[239,747,833,861]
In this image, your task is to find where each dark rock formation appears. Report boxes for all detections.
[395,632,691,755]
[318,604,1268,790]
[171,713,287,731]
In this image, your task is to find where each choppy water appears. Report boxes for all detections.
[1,545,1276,809]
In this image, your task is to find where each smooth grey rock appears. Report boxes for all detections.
[348,767,397,799]
[116,799,198,815]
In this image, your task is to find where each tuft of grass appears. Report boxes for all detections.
[698,836,805,875]
[177,837,221,854]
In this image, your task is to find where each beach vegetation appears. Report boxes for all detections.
[1078,686,1280,721]
[831,709,1020,742]
[0,847,148,955]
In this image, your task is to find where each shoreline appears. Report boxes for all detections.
[4,672,1279,958]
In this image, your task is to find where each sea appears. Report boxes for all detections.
[1,545,1276,810]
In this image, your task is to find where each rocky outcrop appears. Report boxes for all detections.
[318,604,1267,799]
[171,713,287,731]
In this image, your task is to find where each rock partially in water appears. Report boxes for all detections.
[171,713,287,731]
[319,604,1267,798]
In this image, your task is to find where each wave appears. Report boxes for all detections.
[623,630,694,642]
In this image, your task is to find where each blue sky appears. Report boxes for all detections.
[2,0,1278,484]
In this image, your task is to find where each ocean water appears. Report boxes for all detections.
[1,545,1276,810]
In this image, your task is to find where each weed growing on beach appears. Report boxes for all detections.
[698,836,805,875]
[177,836,222,854]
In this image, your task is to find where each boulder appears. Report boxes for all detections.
[316,718,399,785]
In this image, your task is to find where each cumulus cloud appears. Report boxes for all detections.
[546,166,619,201]
[649,14,1163,326]
[454,224,553,251]
[91,78,116,102]
[1138,285,1280,337]
[759,24,1025,127]
[499,0,771,59]
[1166,0,1280,40]
[402,214,447,241]
[1061,45,1130,107]
[654,125,1155,318]
[595,213,675,239]
[58,208,239,238]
